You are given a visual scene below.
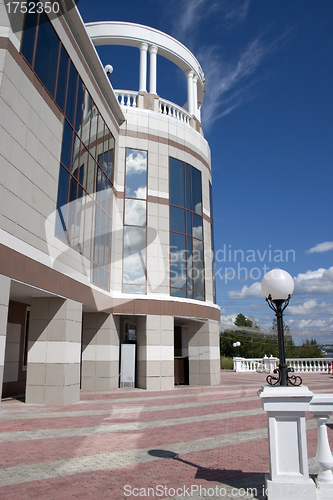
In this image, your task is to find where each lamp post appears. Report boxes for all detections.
[233,341,241,357]
[261,269,302,387]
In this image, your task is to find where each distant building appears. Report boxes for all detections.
[0,5,220,405]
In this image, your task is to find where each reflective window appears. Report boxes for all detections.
[125,149,147,199]
[65,62,78,126]
[209,182,216,304]
[33,13,60,97]
[55,46,69,111]
[170,206,185,234]
[123,149,148,293]
[170,158,205,300]
[123,227,146,285]
[125,199,146,227]
[20,11,38,65]
[55,166,69,240]
[170,157,185,207]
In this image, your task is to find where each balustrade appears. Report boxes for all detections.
[114,91,192,124]
[234,356,332,374]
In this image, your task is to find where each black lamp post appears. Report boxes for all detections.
[261,269,302,387]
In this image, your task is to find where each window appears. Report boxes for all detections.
[209,182,217,304]
[169,158,205,301]
[20,12,115,290]
[123,149,147,294]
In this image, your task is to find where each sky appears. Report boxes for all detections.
[77,0,333,345]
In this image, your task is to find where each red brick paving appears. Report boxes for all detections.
[0,371,332,499]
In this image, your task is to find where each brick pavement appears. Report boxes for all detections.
[0,371,332,500]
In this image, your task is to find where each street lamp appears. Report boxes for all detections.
[233,341,241,356]
[261,269,302,387]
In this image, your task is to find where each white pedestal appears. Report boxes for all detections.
[259,385,317,500]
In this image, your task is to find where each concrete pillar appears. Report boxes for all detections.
[0,275,10,402]
[81,313,120,391]
[139,42,148,92]
[188,319,220,386]
[137,315,174,390]
[149,45,158,94]
[26,298,82,405]
[186,70,194,116]
[192,75,198,118]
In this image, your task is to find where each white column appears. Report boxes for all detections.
[139,42,148,92]
[149,45,158,94]
[0,275,10,403]
[192,74,198,118]
[186,70,194,116]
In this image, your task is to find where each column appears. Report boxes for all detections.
[188,319,220,386]
[137,315,174,390]
[0,275,10,402]
[186,70,194,116]
[259,386,317,500]
[149,45,158,94]
[26,297,82,405]
[192,74,198,119]
[139,42,148,92]
[81,313,120,391]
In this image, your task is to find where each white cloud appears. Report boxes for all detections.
[227,267,333,299]
[220,313,237,326]
[306,241,333,254]
[227,281,262,298]
[294,267,333,295]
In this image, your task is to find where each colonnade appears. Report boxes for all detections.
[138,42,200,120]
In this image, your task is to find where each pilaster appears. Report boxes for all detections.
[0,275,10,402]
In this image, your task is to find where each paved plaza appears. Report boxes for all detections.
[0,371,332,499]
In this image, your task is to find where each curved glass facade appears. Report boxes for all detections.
[169,158,205,300]
[21,12,114,290]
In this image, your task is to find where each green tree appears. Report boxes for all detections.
[293,339,325,358]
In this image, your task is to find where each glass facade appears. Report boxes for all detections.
[169,158,205,300]
[209,182,217,304]
[123,149,147,294]
[21,12,114,290]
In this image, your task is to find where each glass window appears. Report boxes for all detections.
[74,79,85,135]
[123,227,146,285]
[65,62,78,126]
[60,120,73,170]
[55,166,69,240]
[55,46,69,111]
[192,238,204,292]
[33,13,60,97]
[170,157,184,207]
[171,288,187,298]
[170,232,186,289]
[123,284,146,294]
[170,206,185,234]
[192,213,203,240]
[20,11,38,66]
[185,163,191,210]
[125,149,147,199]
[191,167,202,214]
[125,199,146,227]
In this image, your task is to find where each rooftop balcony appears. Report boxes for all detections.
[85,22,205,133]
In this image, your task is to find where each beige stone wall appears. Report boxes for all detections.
[81,313,120,391]
[26,297,82,405]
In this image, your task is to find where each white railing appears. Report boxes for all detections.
[115,90,138,108]
[114,91,192,124]
[234,356,333,374]
[159,97,191,124]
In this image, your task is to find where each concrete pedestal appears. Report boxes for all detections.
[259,385,317,500]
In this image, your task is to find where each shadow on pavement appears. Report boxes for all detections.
[148,449,266,499]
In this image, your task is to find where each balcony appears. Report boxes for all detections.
[85,21,205,132]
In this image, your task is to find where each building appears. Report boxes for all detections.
[0,2,220,405]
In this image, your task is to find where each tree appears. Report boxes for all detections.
[293,339,325,358]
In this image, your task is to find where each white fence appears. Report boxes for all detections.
[234,356,333,374]
[114,90,192,123]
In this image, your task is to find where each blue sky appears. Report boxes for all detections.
[78,0,333,344]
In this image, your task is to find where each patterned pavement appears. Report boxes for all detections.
[0,371,332,499]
